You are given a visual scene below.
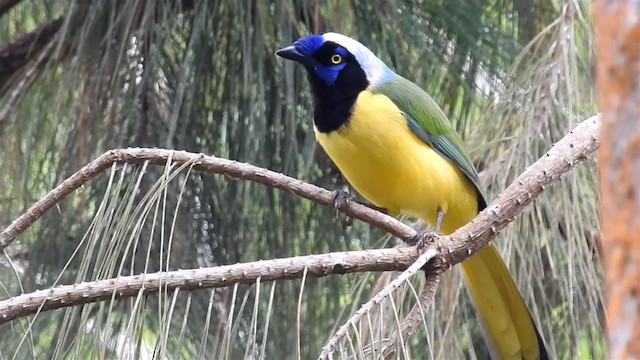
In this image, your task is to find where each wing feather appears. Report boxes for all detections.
[373,77,487,209]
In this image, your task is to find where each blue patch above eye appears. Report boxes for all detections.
[294,35,324,56]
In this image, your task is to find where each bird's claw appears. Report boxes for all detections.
[411,207,445,249]
[331,189,354,226]
[410,228,440,249]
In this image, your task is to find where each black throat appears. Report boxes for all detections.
[306,62,369,133]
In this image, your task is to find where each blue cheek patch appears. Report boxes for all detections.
[314,63,346,86]
[293,36,348,86]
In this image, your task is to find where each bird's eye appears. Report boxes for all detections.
[330,54,343,64]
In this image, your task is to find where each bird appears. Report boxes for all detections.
[276,32,547,360]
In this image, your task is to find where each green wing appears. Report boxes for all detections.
[374,77,487,209]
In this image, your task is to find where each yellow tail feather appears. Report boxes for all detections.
[460,245,542,360]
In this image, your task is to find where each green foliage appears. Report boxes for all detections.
[0,0,601,359]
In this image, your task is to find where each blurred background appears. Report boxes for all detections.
[0,1,602,359]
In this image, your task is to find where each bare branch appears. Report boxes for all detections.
[318,249,439,360]
[0,17,64,93]
[0,40,57,128]
[0,149,413,252]
[381,273,442,359]
[0,1,196,97]
[0,247,424,324]
[436,115,599,268]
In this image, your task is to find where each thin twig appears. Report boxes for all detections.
[381,273,442,359]
[318,249,439,360]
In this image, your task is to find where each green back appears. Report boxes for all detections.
[373,77,487,209]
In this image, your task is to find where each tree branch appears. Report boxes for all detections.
[436,115,599,268]
[0,150,413,252]
[0,0,22,18]
[381,272,442,359]
[0,1,196,96]
[318,249,439,359]
[0,247,424,324]
[0,17,64,93]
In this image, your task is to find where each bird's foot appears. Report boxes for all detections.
[410,228,440,249]
[331,189,354,226]
[411,207,445,248]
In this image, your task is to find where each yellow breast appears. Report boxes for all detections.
[314,90,478,234]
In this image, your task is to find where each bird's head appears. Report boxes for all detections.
[276,33,396,98]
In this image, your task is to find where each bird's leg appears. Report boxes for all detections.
[331,190,388,226]
[433,207,444,232]
[411,207,445,248]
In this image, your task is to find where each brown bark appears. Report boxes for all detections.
[0,247,431,324]
[0,17,63,93]
[595,1,640,359]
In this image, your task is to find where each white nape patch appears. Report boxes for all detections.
[322,32,396,87]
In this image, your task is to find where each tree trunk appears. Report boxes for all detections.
[595,1,640,359]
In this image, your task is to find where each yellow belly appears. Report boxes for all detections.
[314,90,478,235]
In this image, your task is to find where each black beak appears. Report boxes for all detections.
[276,45,308,64]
